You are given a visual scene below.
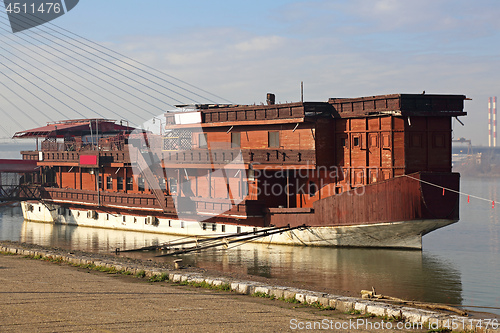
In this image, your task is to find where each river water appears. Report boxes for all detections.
[0,171,498,315]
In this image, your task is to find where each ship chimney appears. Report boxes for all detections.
[495,96,497,147]
[489,97,492,147]
[266,93,275,105]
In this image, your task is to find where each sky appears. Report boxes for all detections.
[1,0,500,145]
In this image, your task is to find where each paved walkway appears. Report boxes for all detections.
[0,254,424,332]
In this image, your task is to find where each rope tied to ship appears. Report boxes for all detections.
[404,174,496,208]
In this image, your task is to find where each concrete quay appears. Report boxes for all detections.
[0,243,499,333]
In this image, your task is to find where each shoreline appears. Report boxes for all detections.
[1,240,499,332]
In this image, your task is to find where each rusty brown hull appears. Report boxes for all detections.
[267,172,460,229]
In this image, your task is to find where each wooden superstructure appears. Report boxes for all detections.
[15,93,467,248]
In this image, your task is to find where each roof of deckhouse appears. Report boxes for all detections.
[12,119,136,139]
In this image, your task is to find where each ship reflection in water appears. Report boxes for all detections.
[177,245,463,306]
[9,209,462,307]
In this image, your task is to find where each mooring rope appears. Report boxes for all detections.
[403,174,496,207]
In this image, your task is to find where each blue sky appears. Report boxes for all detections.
[2,0,500,145]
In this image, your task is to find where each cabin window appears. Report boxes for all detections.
[309,181,318,197]
[355,170,364,185]
[231,132,241,148]
[199,133,208,148]
[353,137,360,147]
[106,176,113,190]
[268,131,280,148]
[117,177,124,190]
[138,177,145,191]
[98,175,102,189]
[382,134,391,149]
[369,134,378,148]
[169,178,177,194]
[126,177,133,191]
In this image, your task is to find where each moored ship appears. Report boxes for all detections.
[14,93,467,249]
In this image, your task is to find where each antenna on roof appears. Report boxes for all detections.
[301,81,304,103]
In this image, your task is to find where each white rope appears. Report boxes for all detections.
[404,174,494,204]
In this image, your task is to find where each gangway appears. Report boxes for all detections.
[117,224,308,256]
[0,159,40,202]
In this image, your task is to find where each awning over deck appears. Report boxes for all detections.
[0,159,38,173]
[13,119,135,139]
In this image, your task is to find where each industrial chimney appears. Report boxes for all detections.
[266,93,275,105]
[489,97,492,147]
[495,96,497,147]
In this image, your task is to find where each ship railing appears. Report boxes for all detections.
[162,148,316,166]
[39,136,128,153]
[34,150,130,164]
[41,187,264,218]
[189,197,265,216]
[21,151,40,160]
[199,103,308,124]
[0,184,42,201]
[42,187,174,211]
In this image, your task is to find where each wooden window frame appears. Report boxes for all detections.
[231,132,241,148]
[138,177,145,191]
[106,176,113,190]
[268,131,280,148]
[117,177,123,191]
[353,136,360,148]
[126,177,133,191]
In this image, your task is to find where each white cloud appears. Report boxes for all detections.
[233,36,286,52]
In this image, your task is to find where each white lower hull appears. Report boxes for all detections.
[21,201,457,249]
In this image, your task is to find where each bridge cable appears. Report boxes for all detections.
[0,14,183,106]
[5,7,230,104]
[0,25,157,119]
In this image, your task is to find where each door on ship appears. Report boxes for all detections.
[257,170,291,208]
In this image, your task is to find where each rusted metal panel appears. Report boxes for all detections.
[260,172,458,228]
[196,102,331,125]
[405,117,452,174]
[265,208,311,227]
[329,94,466,118]
[307,172,459,227]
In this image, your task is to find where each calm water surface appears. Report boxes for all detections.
[0,177,498,315]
